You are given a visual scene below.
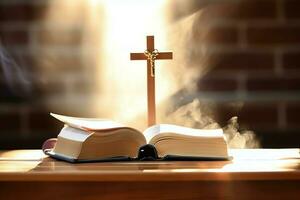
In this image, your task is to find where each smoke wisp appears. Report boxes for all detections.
[0,42,32,98]
[162,99,260,148]
[37,0,261,148]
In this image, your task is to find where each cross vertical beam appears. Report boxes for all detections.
[130,36,173,127]
[146,36,156,126]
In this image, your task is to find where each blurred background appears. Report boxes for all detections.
[0,0,299,149]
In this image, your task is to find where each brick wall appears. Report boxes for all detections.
[0,0,89,149]
[0,0,300,148]
[170,0,300,147]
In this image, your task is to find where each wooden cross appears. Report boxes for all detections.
[130,36,173,127]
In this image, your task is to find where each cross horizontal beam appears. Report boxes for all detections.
[130,52,173,60]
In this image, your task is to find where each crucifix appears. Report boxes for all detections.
[130,36,173,127]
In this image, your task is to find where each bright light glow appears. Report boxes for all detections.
[92,0,173,129]
[41,0,175,129]
[0,150,46,161]
[0,150,43,172]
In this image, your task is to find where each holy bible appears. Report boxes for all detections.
[44,113,229,162]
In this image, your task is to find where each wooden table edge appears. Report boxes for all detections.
[1,171,300,182]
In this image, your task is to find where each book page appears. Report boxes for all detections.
[143,124,224,143]
[58,126,91,142]
[50,113,125,131]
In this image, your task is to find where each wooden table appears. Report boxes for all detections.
[0,149,300,200]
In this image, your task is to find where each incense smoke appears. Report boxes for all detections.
[158,0,261,148]
[38,0,260,148]
[161,99,260,148]
[223,116,260,148]
[0,42,32,97]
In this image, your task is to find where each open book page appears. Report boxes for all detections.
[50,113,125,131]
[58,126,91,142]
[143,124,224,144]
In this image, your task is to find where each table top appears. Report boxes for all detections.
[0,149,300,182]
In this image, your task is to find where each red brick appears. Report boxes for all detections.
[17,53,36,73]
[212,102,278,130]
[238,103,278,129]
[284,0,300,19]
[246,76,300,91]
[28,109,62,132]
[197,76,237,91]
[0,29,29,45]
[0,4,31,22]
[210,51,274,72]
[34,52,84,72]
[0,4,46,22]
[72,79,94,94]
[283,51,300,70]
[247,25,300,46]
[0,110,21,131]
[200,0,277,22]
[35,80,66,96]
[36,29,82,46]
[213,103,242,126]
[0,80,27,103]
[192,24,238,46]
[286,102,300,127]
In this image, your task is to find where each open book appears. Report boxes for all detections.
[45,113,229,162]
